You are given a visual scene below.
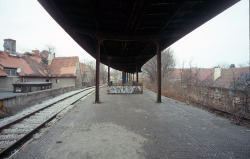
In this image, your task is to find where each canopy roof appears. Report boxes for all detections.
[38,0,239,73]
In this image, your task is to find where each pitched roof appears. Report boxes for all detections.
[49,56,78,77]
[197,68,214,82]
[169,69,181,79]
[0,51,32,76]
[169,68,200,80]
[23,53,49,77]
[0,67,7,76]
[212,67,250,88]
[0,51,49,77]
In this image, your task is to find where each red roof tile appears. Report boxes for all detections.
[0,51,49,77]
[212,67,250,88]
[169,69,181,79]
[0,67,7,76]
[197,68,214,82]
[23,54,49,77]
[49,57,78,77]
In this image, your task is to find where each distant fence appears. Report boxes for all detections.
[2,86,75,108]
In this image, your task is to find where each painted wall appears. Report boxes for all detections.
[50,78,76,89]
[0,77,20,91]
[25,77,76,89]
[24,77,48,82]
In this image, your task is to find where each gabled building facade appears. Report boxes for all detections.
[49,57,82,89]
[0,39,82,91]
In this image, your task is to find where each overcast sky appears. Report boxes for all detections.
[0,0,249,68]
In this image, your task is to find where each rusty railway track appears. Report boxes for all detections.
[0,86,98,158]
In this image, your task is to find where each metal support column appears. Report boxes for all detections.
[126,72,128,82]
[156,42,161,103]
[108,66,110,83]
[122,70,126,84]
[136,66,139,83]
[95,38,101,103]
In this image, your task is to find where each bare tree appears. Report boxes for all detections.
[100,63,107,84]
[230,70,250,114]
[82,59,108,84]
[111,69,121,82]
[142,48,175,84]
[180,59,199,88]
[237,61,249,68]
[215,61,231,68]
[83,59,96,86]
[45,44,56,54]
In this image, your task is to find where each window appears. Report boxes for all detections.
[56,79,59,83]
[46,79,50,82]
[4,68,18,76]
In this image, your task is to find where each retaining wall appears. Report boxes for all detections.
[2,86,75,108]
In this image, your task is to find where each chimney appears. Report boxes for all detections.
[3,39,16,56]
[214,67,221,81]
[32,50,40,57]
[47,52,55,65]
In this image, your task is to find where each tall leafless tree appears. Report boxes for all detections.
[100,63,107,84]
[180,59,199,89]
[45,44,56,54]
[142,48,175,84]
[111,69,121,82]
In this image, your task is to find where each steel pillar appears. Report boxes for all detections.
[126,72,128,82]
[95,38,101,103]
[108,66,110,83]
[136,66,139,82]
[156,42,161,103]
[122,71,126,84]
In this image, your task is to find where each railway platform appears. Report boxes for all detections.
[11,88,250,159]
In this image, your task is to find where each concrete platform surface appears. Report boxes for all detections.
[11,89,250,159]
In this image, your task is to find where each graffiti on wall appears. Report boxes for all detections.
[107,86,143,94]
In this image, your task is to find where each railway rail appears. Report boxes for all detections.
[0,86,98,157]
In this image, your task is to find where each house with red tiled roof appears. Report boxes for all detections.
[0,68,8,77]
[0,39,82,91]
[169,67,249,92]
[0,50,50,91]
[212,67,250,92]
[48,57,82,89]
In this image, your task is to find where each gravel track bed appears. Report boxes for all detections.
[0,87,96,154]
[2,128,33,133]
[0,87,94,128]
[12,123,40,128]
[0,134,25,139]
[0,140,16,145]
